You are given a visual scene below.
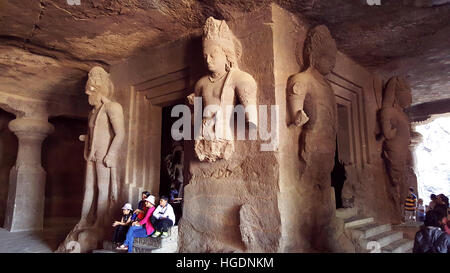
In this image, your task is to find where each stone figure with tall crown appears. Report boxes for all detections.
[187,17,258,162]
[57,66,125,253]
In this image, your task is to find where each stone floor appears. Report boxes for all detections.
[0,217,78,253]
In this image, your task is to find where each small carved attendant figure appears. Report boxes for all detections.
[379,76,412,204]
[188,17,258,162]
[57,66,125,253]
[287,25,338,173]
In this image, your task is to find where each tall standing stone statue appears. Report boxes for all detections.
[57,66,125,253]
[287,25,338,250]
[187,16,258,162]
[287,25,338,179]
[379,76,412,206]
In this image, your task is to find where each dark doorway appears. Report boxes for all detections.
[159,105,184,224]
[42,116,86,221]
[0,109,18,227]
[331,139,346,209]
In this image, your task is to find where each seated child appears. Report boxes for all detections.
[131,191,150,222]
[151,196,176,238]
[112,203,133,246]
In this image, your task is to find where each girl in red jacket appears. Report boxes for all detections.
[117,195,156,252]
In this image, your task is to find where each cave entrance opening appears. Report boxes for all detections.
[413,114,450,207]
[159,104,184,225]
[331,139,346,209]
[331,103,351,209]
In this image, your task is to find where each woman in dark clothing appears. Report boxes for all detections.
[112,203,133,246]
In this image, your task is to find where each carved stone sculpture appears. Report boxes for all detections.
[379,76,412,204]
[287,25,338,168]
[57,66,125,253]
[286,25,338,250]
[187,17,258,162]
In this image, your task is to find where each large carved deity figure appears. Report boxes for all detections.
[188,17,258,162]
[287,25,338,176]
[57,66,125,253]
[287,25,338,249]
[379,76,412,204]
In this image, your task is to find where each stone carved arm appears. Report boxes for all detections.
[187,80,204,126]
[79,134,90,161]
[380,108,398,140]
[104,102,125,167]
[288,80,309,127]
[235,72,258,128]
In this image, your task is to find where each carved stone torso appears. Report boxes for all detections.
[381,106,411,153]
[87,102,115,160]
[290,69,337,154]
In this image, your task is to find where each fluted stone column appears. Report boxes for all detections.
[4,118,54,232]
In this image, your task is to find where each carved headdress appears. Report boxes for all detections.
[86,66,113,98]
[302,25,337,71]
[382,76,411,109]
[203,17,242,70]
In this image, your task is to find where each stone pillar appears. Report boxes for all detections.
[4,117,54,232]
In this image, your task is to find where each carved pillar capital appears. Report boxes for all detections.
[8,118,54,168]
[9,117,54,138]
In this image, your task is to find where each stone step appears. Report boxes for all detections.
[363,230,404,249]
[344,217,374,229]
[132,226,178,253]
[103,240,114,251]
[132,244,159,253]
[381,238,414,253]
[350,223,392,239]
[92,249,116,253]
[336,208,358,220]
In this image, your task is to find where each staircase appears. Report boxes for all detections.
[337,208,414,253]
[92,226,178,253]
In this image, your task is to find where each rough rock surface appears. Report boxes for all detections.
[0,0,449,105]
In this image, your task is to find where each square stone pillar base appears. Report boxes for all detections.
[4,165,46,232]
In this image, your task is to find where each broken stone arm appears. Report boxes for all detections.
[235,75,258,128]
[79,134,90,161]
[288,81,309,127]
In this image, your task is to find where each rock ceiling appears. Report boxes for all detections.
[0,0,449,106]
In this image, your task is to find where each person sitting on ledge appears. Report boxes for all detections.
[131,191,151,222]
[111,203,133,247]
[117,195,156,253]
[151,196,176,238]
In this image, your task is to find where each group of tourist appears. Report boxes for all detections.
[404,187,449,223]
[111,191,176,253]
[403,187,450,253]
